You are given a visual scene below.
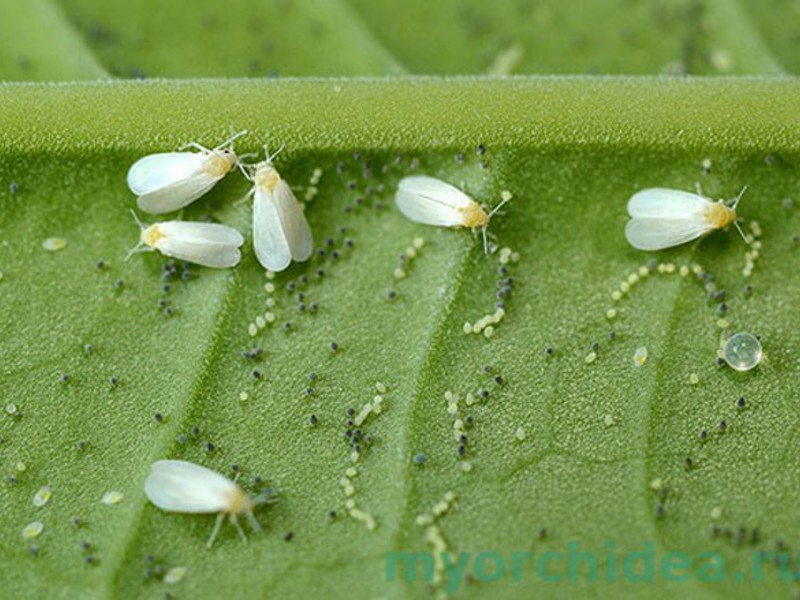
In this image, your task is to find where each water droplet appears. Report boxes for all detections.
[723,332,762,372]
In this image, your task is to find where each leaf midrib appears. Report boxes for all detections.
[104,267,246,594]
[388,242,475,543]
[36,0,110,79]
[641,253,709,598]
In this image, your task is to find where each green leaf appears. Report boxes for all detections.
[1,78,800,600]
[0,0,108,81]
[55,0,406,77]
[737,0,800,74]
[51,0,791,77]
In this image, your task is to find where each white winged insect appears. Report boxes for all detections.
[127,130,247,214]
[395,175,509,253]
[127,212,244,268]
[144,460,263,548]
[625,186,747,251]
[243,147,313,272]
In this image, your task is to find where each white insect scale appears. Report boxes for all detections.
[625,186,747,251]
[395,175,509,252]
[127,130,247,214]
[144,460,262,548]
[127,212,244,268]
[243,147,313,272]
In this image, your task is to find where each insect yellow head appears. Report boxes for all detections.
[226,486,254,515]
[704,201,737,229]
[461,203,489,229]
[205,150,238,178]
[255,163,282,194]
[141,224,164,248]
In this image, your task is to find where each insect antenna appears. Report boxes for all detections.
[178,141,211,152]
[236,156,258,181]
[480,196,511,254]
[731,185,748,210]
[125,210,149,260]
[264,143,286,165]
[215,129,248,151]
[487,195,511,220]
[730,186,750,245]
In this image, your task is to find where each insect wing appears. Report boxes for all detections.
[158,221,244,246]
[145,460,238,513]
[129,152,219,214]
[272,180,313,262]
[396,176,474,227]
[253,182,313,271]
[625,217,712,250]
[155,222,243,268]
[253,187,291,271]
[128,152,206,196]
[627,188,710,219]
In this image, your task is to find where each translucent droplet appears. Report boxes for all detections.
[723,332,762,372]
[42,237,67,251]
[101,490,124,505]
[33,486,52,507]
[164,566,187,584]
[22,521,44,539]
[633,347,648,367]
